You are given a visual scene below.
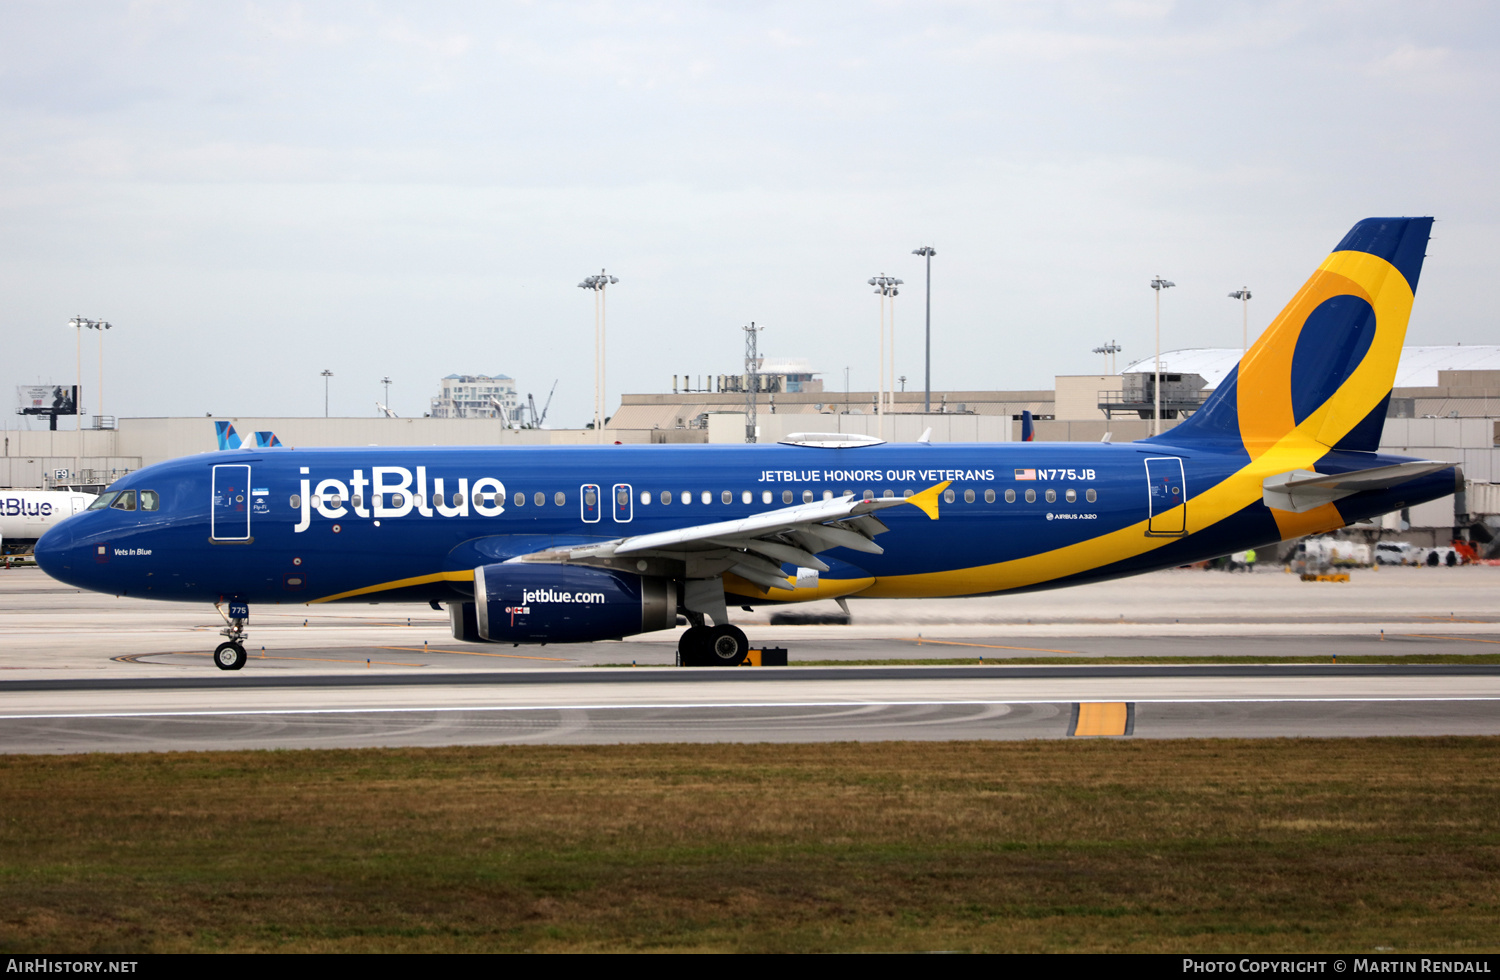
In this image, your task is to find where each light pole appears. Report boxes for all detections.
[67,316,109,481]
[578,270,619,442]
[1228,288,1252,353]
[868,275,902,437]
[1150,278,1176,436]
[912,246,936,412]
[321,369,333,418]
[380,376,392,413]
[1092,341,1122,375]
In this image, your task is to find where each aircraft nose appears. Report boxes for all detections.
[33,522,75,577]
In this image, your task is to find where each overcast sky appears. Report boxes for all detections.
[3,0,1497,428]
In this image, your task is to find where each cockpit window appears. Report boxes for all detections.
[140,490,160,511]
[87,492,119,511]
[111,490,137,511]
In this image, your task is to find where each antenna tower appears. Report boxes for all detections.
[744,321,762,443]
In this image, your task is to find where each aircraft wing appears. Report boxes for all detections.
[1263,460,1453,513]
[516,481,950,593]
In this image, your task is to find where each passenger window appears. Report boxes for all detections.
[618,487,630,506]
[742,490,752,504]
[140,490,159,511]
[353,495,364,509]
[803,490,814,503]
[641,490,651,505]
[1005,489,1016,503]
[762,490,772,504]
[823,490,834,500]
[984,489,995,503]
[1025,489,1036,503]
[1086,489,1097,503]
[679,491,690,504]
[111,490,137,511]
[883,489,895,498]
[863,489,874,500]
[452,494,463,506]
[88,492,118,510]
[964,489,975,503]
[902,489,913,498]
[658,490,670,505]
[701,491,711,505]
[722,490,732,504]
[1066,489,1076,503]
[533,491,543,506]
[779,490,790,504]
[289,494,300,510]
[515,492,525,506]
[943,489,955,503]
[585,488,598,507]
[554,492,565,506]
[1045,489,1057,503]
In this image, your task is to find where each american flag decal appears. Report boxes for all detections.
[1014,468,1036,480]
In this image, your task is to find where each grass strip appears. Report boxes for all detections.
[2,739,1500,952]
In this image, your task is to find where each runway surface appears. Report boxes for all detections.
[4,564,1500,751]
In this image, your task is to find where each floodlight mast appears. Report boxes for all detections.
[868,275,902,438]
[1092,340,1122,375]
[321,369,333,418]
[1228,288,1252,353]
[1150,278,1176,436]
[577,270,619,442]
[912,246,935,412]
[67,316,110,483]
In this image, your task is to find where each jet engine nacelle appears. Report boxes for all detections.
[472,562,675,643]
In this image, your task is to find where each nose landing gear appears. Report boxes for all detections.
[213,600,249,671]
[214,641,247,670]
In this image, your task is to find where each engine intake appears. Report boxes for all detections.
[472,562,674,643]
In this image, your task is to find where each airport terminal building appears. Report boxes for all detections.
[6,345,1500,549]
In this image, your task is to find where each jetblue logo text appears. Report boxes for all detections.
[521,588,606,605]
[294,466,505,533]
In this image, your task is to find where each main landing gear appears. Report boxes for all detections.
[213,600,249,671]
[678,622,750,667]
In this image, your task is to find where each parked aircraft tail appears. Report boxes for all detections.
[214,421,242,450]
[1152,216,1433,457]
[253,431,283,448]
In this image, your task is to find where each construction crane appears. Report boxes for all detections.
[525,380,558,429]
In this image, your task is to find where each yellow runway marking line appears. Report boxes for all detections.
[1403,634,1500,645]
[377,645,570,663]
[1415,617,1494,624]
[905,637,1083,656]
[1069,702,1134,737]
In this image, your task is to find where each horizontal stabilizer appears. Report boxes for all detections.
[1263,460,1452,514]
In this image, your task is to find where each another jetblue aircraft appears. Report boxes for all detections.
[36,217,1457,670]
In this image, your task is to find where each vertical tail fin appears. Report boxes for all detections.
[254,431,283,448]
[1152,217,1432,455]
[214,421,241,450]
[1021,409,1035,442]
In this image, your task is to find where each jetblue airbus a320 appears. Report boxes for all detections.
[36,217,1458,669]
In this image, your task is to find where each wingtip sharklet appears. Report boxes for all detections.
[906,480,950,520]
